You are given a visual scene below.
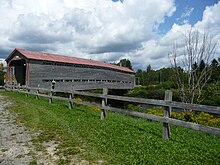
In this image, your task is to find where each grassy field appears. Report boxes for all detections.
[1,90,220,164]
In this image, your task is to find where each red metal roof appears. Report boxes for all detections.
[12,48,135,73]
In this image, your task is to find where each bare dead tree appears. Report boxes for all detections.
[169,30,217,104]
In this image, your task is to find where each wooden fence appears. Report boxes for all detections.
[4,85,220,140]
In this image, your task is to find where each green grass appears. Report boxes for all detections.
[1,90,220,164]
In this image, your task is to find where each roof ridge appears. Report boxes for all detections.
[14,48,135,73]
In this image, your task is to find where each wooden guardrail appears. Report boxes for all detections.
[4,84,220,140]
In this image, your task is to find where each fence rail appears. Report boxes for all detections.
[4,85,220,139]
[74,91,220,115]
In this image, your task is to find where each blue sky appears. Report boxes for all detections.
[112,0,219,33]
[0,0,220,70]
[159,0,219,33]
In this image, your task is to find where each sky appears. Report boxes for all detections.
[0,0,220,70]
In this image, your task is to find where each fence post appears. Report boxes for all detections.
[163,90,172,140]
[17,84,20,94]
[49,80,56,103]
[68,85,75,109]
[68,93,73,109]
[36,84,40,100]
[101,88,108,120]
[11,85,14,92]
[25,86,29,97]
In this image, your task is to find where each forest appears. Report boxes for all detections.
[116,58,220,106]
[117,31,220,107]
[1,31,220,106]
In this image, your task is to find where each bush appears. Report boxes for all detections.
[145,107,220,128]
[127,104,142,112]
[156,81,175,90]
[87,106,101,112]
[199,83,220,106]
[146,107,164,116]
[126,86,181,101]
[0,71,5,86]
[126,86,165,100]
[126,86,148,98]
[201,95,220,106]
[146,90,164,100]
[171,112,196,122]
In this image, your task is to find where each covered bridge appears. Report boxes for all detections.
[5,48,135,91]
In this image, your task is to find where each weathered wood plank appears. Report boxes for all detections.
[101,88,108,120]
[6,87,220,136]
[105,106,220,136]
[169,101,220,114]
[74,91,103,98]
[28,61,135,90]
[166,118,220,136]
[73,91,220,115]
[68,93,73,109]
[163,91,172,140]
[5,85,220,115]
[105,106,166,122]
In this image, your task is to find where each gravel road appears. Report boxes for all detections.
[0,95,58,165]
[0,94,94,165]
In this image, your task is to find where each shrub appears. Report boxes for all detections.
[201,95,220,106]
[127,104,142,112]
[145,108,220,128]
[156,81,175,90]
[126,86,148,98]
[87,106,101,112]
[145,107,164,116]
[75,97,83,101]
[126,87,165,100]
[171,112,196,122]
[0,71,4,86]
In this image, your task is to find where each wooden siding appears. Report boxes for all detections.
[29,60,135,90]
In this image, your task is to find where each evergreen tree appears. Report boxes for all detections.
[210,58,220,82]
[146,65,152,72]
[117,59,133,70]
[199,60,206,72]
[192,62,198,71]
[211,58,218,67]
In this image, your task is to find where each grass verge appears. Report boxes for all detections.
[1,90,220,164]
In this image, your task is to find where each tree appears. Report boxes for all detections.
[0,71,4,86]
[211,58,218,67]
[146,64,152,72]
[210,58,220,82]
[117,59,133,70]
[136,69,142,74]
[144,65,155,85]
[169,30,217,104]
[199,60,206,72]
[136,69,143,85]
[157,67,176,84]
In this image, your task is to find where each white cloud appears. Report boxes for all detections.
[130,2,220,70]
[176,6,194,24]
[166,2,220,64]
[2,0,220,71]
[195,2,220,43]
[0,0,176,69]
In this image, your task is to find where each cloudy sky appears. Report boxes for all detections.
[0,0,219,70]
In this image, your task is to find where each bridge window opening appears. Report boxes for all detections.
[41,79,132,86]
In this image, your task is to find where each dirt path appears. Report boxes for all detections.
[0,95,34,164]
[0,95,59,165]
[0,94,94,165]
